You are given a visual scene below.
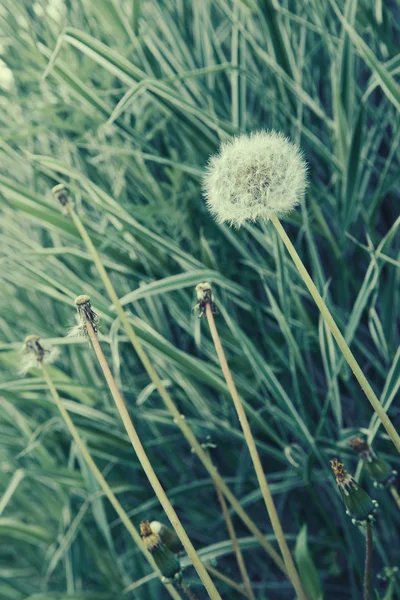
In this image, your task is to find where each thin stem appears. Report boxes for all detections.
[179,581,200,600]
[66,204,286,575]
[40,363,183,600]
[84,320,222,600]
[205,304,308,600]
[210,459,256,599]
[205,565,247,597]
[389,485,400,510]
[270,214,400,454]
[364,523,373,600]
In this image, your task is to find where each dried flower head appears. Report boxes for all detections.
[193,282,217,318]
[330,458,378,525]
[52,183,69,207]
[140,520,182,582]
[349,437,397,488]
[68,295,100,337]
[21,334,59,375]
[150,521,183,554]
[203,130,307,227]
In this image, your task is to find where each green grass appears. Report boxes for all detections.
[1,0,400,598]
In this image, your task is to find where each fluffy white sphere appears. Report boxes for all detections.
[203,130,307,227]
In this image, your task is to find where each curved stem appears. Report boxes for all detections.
[40,364,183,600]
[205,304,308,600]
[85,320,222,600]
[364,523,373,600]
[66,204,286,575]
[270,214,400,454]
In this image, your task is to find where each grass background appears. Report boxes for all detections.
[0,0,400,598]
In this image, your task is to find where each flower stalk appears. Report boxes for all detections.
[202,132,400,454]
[364,522,373,600]
[73,296,222,600]
[52,184,287,576]
[271,214,400,454]
[207,451,256,600]
[197,284,308,600]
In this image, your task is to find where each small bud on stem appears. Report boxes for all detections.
[330,458,378,526]
[349,437,397,488]
[140,521,182,583]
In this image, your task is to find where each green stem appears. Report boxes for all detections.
[270,214,400,454]
[84,320,222,600]
[211,461,256,600]
[40,363,183,600]
[205,304,309,600]
[364,523,373,600]
[66,203,286,575]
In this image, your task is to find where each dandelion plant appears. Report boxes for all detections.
[22,335,183,600]
[203,131,400,454]
[195,283,308,600]
[51,184,288,578]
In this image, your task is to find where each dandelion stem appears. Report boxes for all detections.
[40,363,183,600]
[83,318,222,600]
[204,303,308,600]
[179,581,200,600]
[65,203,287,575]
[364,523,373,600]
[205,565,247,597]
[209,458,256,600]
[270,214,400,455]
[389,485,400,510]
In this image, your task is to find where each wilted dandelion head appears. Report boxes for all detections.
[52,183,69,207]
[203,130,307,227]
[68,295,99,337]
[20,334,59,375]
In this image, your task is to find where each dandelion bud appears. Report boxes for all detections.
[150,521,183,554]
[69,295,100,337]
[140,521,182,582]
[330,458,378,526]
[52,183,69,207]
[21,335,59,374]
[203,130,307,227]
[349,437,397,488]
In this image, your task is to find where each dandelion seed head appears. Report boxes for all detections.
[203,130,307,227]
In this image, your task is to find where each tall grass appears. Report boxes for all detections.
[0,1,399,599]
